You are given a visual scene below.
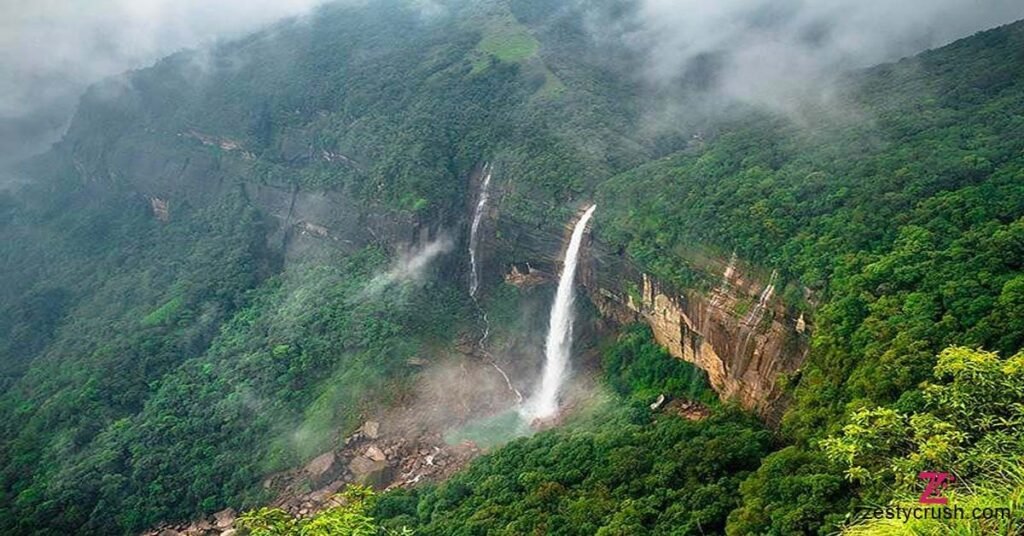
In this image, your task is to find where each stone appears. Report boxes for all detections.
[221,530,238,536]
[213,508,236,529]
[184,519,212,534]
[365,445,387,462]
[362,421,380,439]
[649,393,666,411]
[303,451,337,480]
[149,197,170,222]
[348,456,393,488]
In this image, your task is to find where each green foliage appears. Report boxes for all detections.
[727,446,852,536]
[237,486,413,536]
[141,296,184,327]
[822,347,1024,498]
[822,347,1024,535]
[375,406,769,535]
[602,324,711,402]
[842,466,1024,536]
[238,507,300,536]
[476,16,539,64]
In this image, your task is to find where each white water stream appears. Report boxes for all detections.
[522,205,597,421]
[468,165,492,298]
[467,164,523,404]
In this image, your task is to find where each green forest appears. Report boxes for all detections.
[1,0,1023,534]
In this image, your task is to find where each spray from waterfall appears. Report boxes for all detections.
[522,205,597,421]
[467,164,523,404]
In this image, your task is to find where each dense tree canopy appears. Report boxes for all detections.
[0,0,1022,534]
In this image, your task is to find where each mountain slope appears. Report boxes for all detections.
[0,1,1022,535]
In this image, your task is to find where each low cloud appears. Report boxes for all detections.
[359,235,454,299]
[601,0,1024,115]
[0,0,330,163]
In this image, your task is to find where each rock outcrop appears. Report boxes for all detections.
[481,195,810,424]
[583,244,809,424]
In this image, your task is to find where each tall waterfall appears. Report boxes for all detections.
[468,165,492,298]
[523,205,597,421]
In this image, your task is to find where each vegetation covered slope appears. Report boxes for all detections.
[0,1,656,533]
[594,19,1024,533]
[0,0,1022,534]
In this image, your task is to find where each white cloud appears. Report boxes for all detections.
[617,0,1024,112]
[0,0,330,161]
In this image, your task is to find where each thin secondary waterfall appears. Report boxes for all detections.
[468,164,492,298]
[735,269,778,374]
[467,164,524,404]
[523,205,597,421]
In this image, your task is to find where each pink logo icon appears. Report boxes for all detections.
[919,471,954,504]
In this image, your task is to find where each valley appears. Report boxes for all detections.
[1,1,1023,535]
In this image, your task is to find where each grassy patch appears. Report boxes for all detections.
[141,296,183,326]
[478,29,538,62]
[471,5,539,69]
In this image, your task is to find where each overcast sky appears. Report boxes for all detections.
[2,0,1023,163]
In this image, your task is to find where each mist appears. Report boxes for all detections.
[594,0,1024,116]
[5,0,1023,166]
[359,235,455,299]
[0,0,331,165]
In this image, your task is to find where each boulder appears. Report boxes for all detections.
[183,519,213,535]
[348,456,393,488]
[213,508,236,529]
[365,445,387,462]
[303,451,337,480]
[649,394,666,411]
[362,421,380,439]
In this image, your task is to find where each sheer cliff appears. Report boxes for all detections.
[1,1,1023,534]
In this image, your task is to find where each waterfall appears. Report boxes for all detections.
[734,269,778,374]
[743,269,778,327]
[467,164,524,404]
[522,205,597,421]
[468,165,492,298]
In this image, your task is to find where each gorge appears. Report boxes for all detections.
[2,2,1023,535]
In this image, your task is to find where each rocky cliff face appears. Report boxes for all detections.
[56,117,455,267]
[583,242,808,424]
[59,101,808,423]
[488,200,810,424]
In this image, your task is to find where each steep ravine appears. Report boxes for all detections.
[484,196,811,424]
[105,128,809,424]
[101,144,809,532]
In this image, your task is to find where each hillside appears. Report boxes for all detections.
[1,0,1023,534]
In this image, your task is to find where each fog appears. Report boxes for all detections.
[604,0,1024,114]
[0,0,330,164]
[3,0,1023,164]
[358,235,455,300]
